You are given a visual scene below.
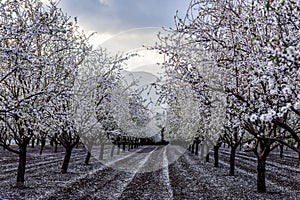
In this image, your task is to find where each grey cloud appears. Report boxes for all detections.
[58,0,189,33]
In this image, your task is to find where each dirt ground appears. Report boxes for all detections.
[0,144,299,200]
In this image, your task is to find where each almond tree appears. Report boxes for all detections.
[47,96,81,173]
[173,0,300,192]
[155,0,300,193]
[154,8,226,163]
[221,105,244,175]
[73,47,125,164]
[0,0,89,187]
[75,48,151,162]
[220,0,300,191]
[155,65,223,161]
[263,0,300,156]
[110,80,150,147]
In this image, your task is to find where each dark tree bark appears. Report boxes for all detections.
[15,126,32,189]
[206,153,210,162]
[99,143,105,160]
[221,127,243,176]
[31,139,35,148]
[254,139,271,193]
[52,133,59,153]
[128,138,131,151]
[17,148,27,188]
[85,145,92,165]
[206,142,210,162]
[16,139,29,188]
[134,138,138,148]
[257,156,267,193]
[122,137,126,152]
[191,142,195,154]
[85,151,91,165]
[39,138,46,155]
[279,144,284,159]
[130,139,134,149]
[110,144,115,158]
[117,144,121,155]
[54,141,58,153]
[229,146,237,176]
[122,141,126,152]
[61,147,72,174]
[200,144,204,159]
[55,133,59,153]
[0,121,32,188]
[116,136,121,155]
[195,142,199,156]
[60,134,80,174]
[214,145,220,167]
[117,138,121,155]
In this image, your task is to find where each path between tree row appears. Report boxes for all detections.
[0,145,299,199]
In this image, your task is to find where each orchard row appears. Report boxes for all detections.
[153,0,300,193]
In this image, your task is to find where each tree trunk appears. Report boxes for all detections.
[214,145,219,167]
[39,138,46,155]
[200,144,204,159]
[229,146,237,176]
[54,141,58,153]
[195,142,199,156]
[134,139,138,148]
[17,144,27,188]
[61,148,72,174]
[257,156,267,193]
[279,144,284,159]
[191,143,195,154]
[110,145,115,158]
[85,151,91,165]
[122,141,126,152]
[117,143,121,155]
[206,153,210,162]
[31,139,35,148]
[131,141,134,149]
[85,145,92,165]
[128,140,131,151]
[99,143,105,160]
[205,143,210,162]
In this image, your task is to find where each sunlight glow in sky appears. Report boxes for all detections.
[53,0,190,75]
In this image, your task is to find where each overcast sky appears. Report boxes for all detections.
[56,0,190,74]
[58,0,189,34]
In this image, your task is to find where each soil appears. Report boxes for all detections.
[0,144,299,200]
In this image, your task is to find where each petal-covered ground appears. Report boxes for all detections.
[0,145,299,199]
